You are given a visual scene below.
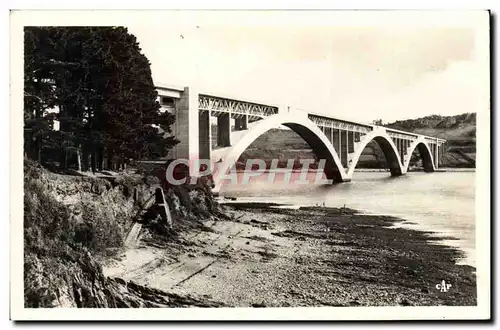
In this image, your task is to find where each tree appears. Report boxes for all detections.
[24,27,179,171]
[24,28,60,162]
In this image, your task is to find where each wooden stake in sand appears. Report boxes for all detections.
[124,187,173,248]
[124,222,143,248]
[155,187,173,228]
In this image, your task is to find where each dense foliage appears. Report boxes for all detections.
[24,27,178,171]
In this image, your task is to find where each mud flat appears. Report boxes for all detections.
[103,204,476,307]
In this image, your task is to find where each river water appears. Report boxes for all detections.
[219,171,476,267]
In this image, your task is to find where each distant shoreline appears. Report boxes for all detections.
[429,168,476,172]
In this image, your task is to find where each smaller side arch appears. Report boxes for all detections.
[346,129,404,179]
[403,139,435,173]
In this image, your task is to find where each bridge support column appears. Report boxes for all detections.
[332,129,341,163]
[347,131,355,166]
[435,139,439,169]
[340,130,348,168]
[324,127,333,145]
[170,87,199,163]
[217,113,231,147]
[439,143,445,167]
[199,111,211,161]
[354,132,360,142]
[398,139,402,160]
[402,140,406,164]
[348,131,354,153]
[399,140,404,160]
[234,116,248,131]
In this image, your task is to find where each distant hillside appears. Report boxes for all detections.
[386,113,476,147]
[239,113,476,169]
[385,113,476,167]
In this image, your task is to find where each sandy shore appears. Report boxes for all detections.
[103,204,476,307]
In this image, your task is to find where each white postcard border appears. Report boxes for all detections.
[9,9,491,321]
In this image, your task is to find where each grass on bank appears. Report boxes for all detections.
[23,160,131,307]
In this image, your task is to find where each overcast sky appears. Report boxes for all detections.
[128,11,488,124]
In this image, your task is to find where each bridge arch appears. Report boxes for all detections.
[403,139,435,173]
[212,114,348,192]
[346,129,404,179]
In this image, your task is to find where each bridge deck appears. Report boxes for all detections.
[156,84,444,143]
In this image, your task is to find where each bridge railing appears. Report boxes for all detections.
[425,136,447,146]
[307,113,373,134]
[198,94,279,119]
[386,129,419,141]
[385,127,446,144]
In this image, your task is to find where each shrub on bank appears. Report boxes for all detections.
[23,160,135,307]
[24,176,74,307]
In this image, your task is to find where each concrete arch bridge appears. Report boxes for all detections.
[156,85,446,192]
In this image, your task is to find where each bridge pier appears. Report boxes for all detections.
[354,132,361,143]
[217,113,231,148]
[199,111,211,161]
[434,138,439,169]
[399,139,404,160]
[170,87,199,163]
[438,142,445,167]
[398,139,401,159]
[340,130,348,168]
[323,127,332,145]
[347,131,355,166]
[332,129,340,159]
[234,116,248,131]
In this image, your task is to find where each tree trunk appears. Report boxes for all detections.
[59,136,66,170]
[36,139,41,163]
[76,147,82,171]
[106,150,113,170]
[90,150,96,173]
[32,84,42,163]
[97,147,104,172]
[82,147,90,172]
[30,132,41,163]
[59,105,67,170]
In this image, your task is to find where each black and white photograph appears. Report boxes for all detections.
[9,9,491,321]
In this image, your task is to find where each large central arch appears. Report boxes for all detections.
[212,113,347,192]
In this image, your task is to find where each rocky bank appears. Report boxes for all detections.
[23,159,225,307]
